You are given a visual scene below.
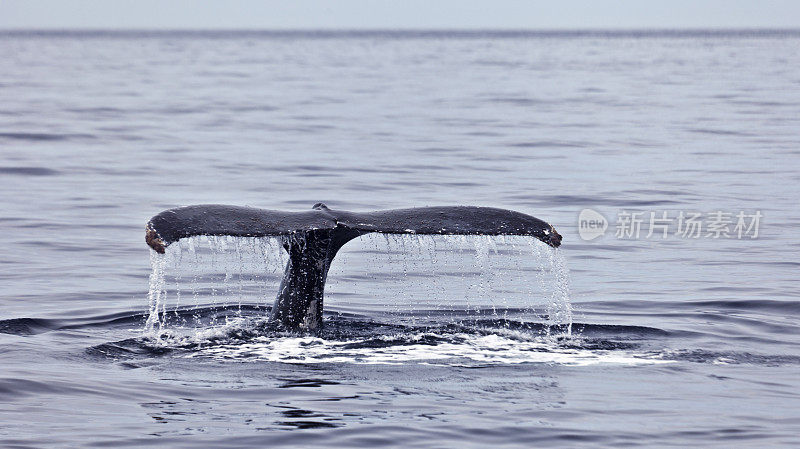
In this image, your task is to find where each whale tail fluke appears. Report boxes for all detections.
[145,203,561,330]
[146,203,561,253]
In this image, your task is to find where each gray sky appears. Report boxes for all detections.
[1,0,799,29]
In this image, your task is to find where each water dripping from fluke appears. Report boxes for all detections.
[143,236,572,334]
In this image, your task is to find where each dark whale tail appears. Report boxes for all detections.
[146,203,561,330]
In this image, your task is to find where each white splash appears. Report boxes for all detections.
[184,332,669,367]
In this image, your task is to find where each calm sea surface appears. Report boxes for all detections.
[1,30,799,447]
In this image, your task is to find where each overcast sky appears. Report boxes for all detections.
[1,0,799,30]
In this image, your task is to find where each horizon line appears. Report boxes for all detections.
[2,27,799,33]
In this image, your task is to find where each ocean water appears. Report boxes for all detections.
[1,30,799,447]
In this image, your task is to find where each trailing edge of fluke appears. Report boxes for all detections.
[145,203,562,330]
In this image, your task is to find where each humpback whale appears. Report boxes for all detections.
[146,203,561,331]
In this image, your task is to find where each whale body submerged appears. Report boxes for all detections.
[146,203,562,331]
